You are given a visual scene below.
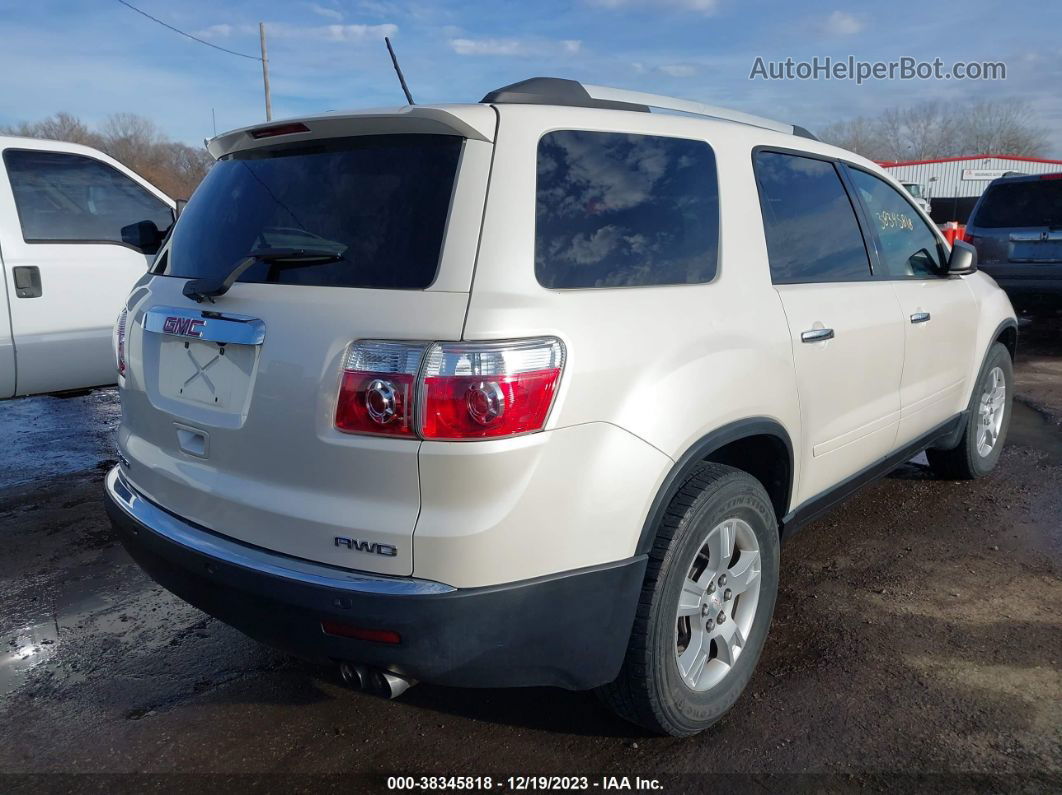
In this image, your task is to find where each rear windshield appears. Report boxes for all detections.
[973,179,1062,229]
[162,134,463,289]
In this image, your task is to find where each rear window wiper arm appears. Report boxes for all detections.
[182,247,343,303]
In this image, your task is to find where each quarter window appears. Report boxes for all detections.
[847,168,946,278]
[753,151,872,283]
[3,150,172,245]
[535,131,719,289]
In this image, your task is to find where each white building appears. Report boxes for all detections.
[879,154,1062,223]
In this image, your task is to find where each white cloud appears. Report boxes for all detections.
[307,3,343,21]
[659,63,696,77]
[587,0,720,13]
[821,10,865,36]
[449,37,582,57]
[195,24,234,39]
[196,21,397,43]
[269,23,399,42]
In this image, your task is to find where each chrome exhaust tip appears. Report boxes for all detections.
[338,662,416,699]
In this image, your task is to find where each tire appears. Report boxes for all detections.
[927,342,1013,480]
[597,463,779,736]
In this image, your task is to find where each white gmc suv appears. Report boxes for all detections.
[105,78,1017,736]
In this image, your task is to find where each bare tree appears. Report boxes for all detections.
[961,100,1048,156]
[820,99,1047,161]
[2,112,103,148]
[1,111,211,199]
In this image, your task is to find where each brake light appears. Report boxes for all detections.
[420,339,565,440]
[335,341,425,437]
[1040,172,1062,180]
[334,337,566,441]
[249,122,310,139]
[114,307,128,376]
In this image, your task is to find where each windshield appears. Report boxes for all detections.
[162,134,463,289]
[902,183,922,198]
[974,179,1062,229]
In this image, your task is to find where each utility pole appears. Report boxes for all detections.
[259,22,272,121]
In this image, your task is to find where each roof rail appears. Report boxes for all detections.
[480,77,818,141]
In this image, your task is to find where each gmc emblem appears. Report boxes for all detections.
[163,316,206,337]
[335,536,398,557]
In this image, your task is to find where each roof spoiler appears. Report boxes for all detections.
[206,106,495,159]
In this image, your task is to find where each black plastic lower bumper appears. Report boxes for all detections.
[105,469,646,690]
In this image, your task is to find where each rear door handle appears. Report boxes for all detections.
[910,312,931,324]
[12,266,42,298]
[800,328,835,343]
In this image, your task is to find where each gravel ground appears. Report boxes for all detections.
[1,319,1060,793]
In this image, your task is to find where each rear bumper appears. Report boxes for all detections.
[980,265,1062,302]
[105,467,645,689]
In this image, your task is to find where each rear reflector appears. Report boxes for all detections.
[321,620,401,644]
[334,337,566,441]
[250,122,310,139]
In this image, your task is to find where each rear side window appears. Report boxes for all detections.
[535,131,719,289]
[973,179,1062,228]
[163,134,463,290]
[754,151,871,283]
[3,149,172,244]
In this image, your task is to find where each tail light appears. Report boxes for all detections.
[335,341,424,437]
[420,338,565,440]
[114,307,128,376]
[334,337,566,441]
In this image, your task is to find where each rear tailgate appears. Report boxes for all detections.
[118,110,495,577]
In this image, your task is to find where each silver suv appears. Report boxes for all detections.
[105,78,1017,736]
[966,172,1062,308]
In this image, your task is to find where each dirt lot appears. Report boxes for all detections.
[1,318,1060,792]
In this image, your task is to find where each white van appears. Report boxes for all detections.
[105,78,1015,736]
[0,136,174,398]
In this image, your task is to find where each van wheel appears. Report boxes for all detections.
[927,342,1013,480]
[597,463,779,736]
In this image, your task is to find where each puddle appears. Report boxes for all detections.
[0,545,125,694]
[0,388,119,488]
[0,618,59,694]
[1008,400,1062,465]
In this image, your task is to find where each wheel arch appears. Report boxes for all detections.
[993,318,1018,360]
[636,418,794,555]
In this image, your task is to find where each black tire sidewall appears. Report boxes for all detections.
[964,343,1014,477]
[648,474,779,734]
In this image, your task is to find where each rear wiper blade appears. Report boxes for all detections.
[182,247,343,303]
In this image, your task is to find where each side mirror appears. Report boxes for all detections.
[121,220,164,256]
[947,239,978,275]
[174,199,189,220]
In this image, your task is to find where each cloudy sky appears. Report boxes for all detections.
[2,0,1060,154]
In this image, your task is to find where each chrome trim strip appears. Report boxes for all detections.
[105,467,455,595]
[142,306,266,346]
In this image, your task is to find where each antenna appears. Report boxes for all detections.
[384,36,415,105]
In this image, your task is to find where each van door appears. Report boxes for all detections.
[0,146,173,396]
[754,150,904,504]
[844,166,980,445]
